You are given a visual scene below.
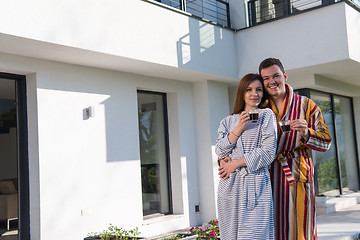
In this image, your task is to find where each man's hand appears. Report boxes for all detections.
[290,119,310,141]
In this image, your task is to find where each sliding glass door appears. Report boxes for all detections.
[296,89,359,196]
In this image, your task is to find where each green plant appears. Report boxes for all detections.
[87,224,140,240]
[189,219,219,239]
[161,234,191,239]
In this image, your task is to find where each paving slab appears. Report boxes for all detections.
[317,203,360,240]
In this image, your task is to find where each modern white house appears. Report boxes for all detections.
[0,0,359,239]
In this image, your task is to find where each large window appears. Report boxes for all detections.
[248,0,340,26]
[333,96,359,193]
[310,92,340,195]
[0,73,30,240]
[0,82,18,235]
[297,89,359,196]
[137,90,172,216]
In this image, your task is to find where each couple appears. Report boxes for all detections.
[215,58,332,240]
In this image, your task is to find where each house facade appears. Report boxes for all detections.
[0,0,359,239]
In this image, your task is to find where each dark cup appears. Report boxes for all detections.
[249,113,259,122]
[279,120,291,133]
[248,109,259,123]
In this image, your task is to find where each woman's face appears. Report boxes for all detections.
[244,79,263,110]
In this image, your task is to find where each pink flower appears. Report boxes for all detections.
[210,231,216,236]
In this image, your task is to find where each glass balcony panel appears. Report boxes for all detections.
[156,0,182,9]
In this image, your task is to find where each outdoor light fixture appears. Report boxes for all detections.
[86,106,95,118]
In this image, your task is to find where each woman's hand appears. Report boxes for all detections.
[233,111,250,135]
[228,112,250,143]
[218,156,231,167]
[218,157,245,180]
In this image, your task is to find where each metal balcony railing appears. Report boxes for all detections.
[248,0,342,26]
[155,0,230,27]
[348,0,360,8]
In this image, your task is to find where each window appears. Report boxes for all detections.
[333,96,359,193]
[309,92,340,195]
[156,0,182,9]
[296,89,359,196]
[248,0,339,27]
[137,90,172,216]
[0,73,30,240]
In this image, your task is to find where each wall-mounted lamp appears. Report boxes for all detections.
[85,106,95,118]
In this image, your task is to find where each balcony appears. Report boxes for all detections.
[247,0,354,26]
[153,0,230,27]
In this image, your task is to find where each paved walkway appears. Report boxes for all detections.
[317,203,360,240]
[148,193,360,240]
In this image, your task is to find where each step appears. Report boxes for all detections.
[316,192,360,216]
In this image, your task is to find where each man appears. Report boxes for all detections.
[259,58,332,240]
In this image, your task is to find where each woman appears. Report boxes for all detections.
[216,73,277,240]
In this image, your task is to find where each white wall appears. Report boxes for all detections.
[0,52,211,239]
[235,2,350,77]
[229,0,248,29]
[0,0,238,80]
[207,81,231,217]
[346,3,360,62]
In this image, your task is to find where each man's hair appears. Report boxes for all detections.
[259,58,285,74]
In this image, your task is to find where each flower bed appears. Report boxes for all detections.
[158,233,198,239]
[85,224,143,240]
[189,219,219,239]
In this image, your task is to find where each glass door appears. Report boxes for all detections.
[0,73,30,240]
[308,90,359,197]
[0,78,18,238]
[333,96,359,193]
[137,90,172,216]
[310,91,340,196]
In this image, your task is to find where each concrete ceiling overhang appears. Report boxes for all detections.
[1,33,359,97]
[287,59,360,97]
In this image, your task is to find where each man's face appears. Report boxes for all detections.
[260,65,287,98]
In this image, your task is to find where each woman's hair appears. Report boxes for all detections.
[259,57,285,74]
[232,73,268,114]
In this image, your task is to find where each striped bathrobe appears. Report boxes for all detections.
[269,84,331,240]
[216,108,277,240]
